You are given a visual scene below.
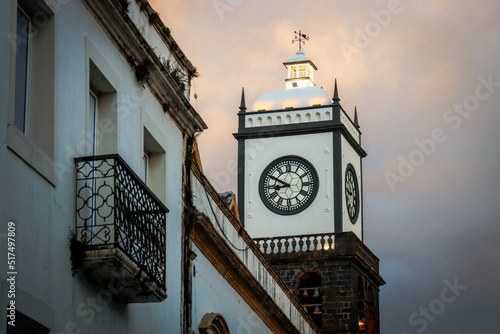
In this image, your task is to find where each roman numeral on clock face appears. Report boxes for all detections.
[259,156,319,215]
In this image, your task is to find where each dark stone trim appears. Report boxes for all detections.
[360,159,364,242]
[285,77,313,83]
[238,112,246,131]
[238,87,246,131]
[233,121,366,158]
[333,132,343,233]
[237,139,246,226]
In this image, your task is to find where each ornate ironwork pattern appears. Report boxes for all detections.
[75,154,168,289]
[254,233,335,255]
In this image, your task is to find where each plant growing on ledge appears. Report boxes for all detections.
[148,11,160,25]
[117,0,130,11]
[169,66,186,92]
[188,68,199,79]
[138,0,149,12]
[134,60,155,84]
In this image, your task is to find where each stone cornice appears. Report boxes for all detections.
[82,0,207,136]
[133,0,197,74]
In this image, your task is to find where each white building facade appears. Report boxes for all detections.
[0,1,317,333]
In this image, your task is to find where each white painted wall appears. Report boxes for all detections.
[340,110,360,143]
[192,244,274,334]
[0,0,187,333]
[243,132,336,238]
[245,106,332,127]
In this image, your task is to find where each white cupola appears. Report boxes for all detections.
[252,51,331,111]
[283,50,318,89]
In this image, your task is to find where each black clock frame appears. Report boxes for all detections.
[259,155,319,215]
[345,164,360,224]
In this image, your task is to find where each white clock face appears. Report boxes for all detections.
[345,164,359,223]
[259,156,319,215]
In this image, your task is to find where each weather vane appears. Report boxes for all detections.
[292,30,309,51]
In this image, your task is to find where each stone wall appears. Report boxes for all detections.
[260,232,384,334]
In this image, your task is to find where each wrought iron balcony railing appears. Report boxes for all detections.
[254,233,335,255]
[75,154,168,294]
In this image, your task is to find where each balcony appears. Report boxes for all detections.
[73,154,168,303]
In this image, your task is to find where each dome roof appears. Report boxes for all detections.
[286,50,309,63]
[252,86,332,111]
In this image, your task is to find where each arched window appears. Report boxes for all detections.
[357,276,376,334]
[199,313,230,334]
[297,271,322,328]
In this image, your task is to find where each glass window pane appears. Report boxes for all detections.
[14,7,30,132]
[89,91,97,155]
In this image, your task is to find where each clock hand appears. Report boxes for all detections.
[267,184,288,190]
[270,176,290,187]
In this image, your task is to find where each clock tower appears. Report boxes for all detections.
[234,47,384,333]
[234,50,365,240]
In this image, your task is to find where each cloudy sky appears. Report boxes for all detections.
[151,0,500,332]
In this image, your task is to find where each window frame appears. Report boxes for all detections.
[6,0,57,185]
[13,4,31,134]
[143,150,150,185]
[89,88,99,156]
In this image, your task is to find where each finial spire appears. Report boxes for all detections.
[333,78,340,103]
[239,87,247,113]
[354,106,360,128]
[292,30,309,51]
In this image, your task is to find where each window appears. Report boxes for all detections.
[87,57,118,156]
[297,271,322,328]
[358,276,375,334]
[142,127,166,202]
[143,150,150,185]
[298,65,306,77]
[7,1,56,184]
[199,313,230,334]
[14,5,30,133]
[89,89,99,155]
[367,286,375,334]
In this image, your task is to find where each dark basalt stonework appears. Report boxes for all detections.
[255,232,385,334]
